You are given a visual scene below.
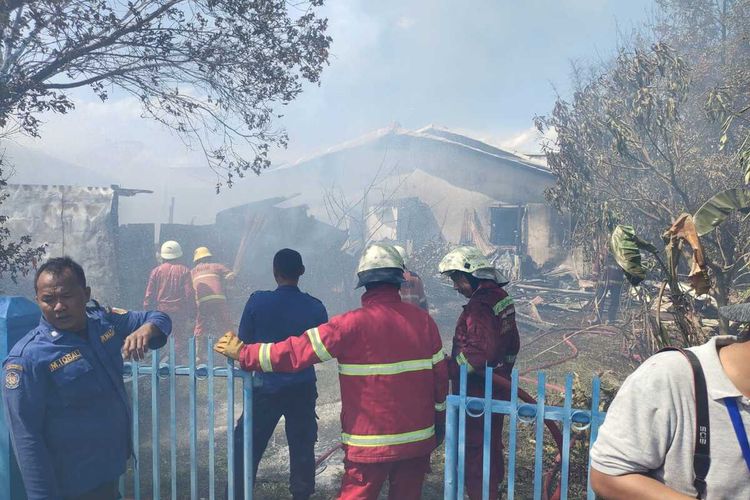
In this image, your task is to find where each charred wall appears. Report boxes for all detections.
[1,184,119,303]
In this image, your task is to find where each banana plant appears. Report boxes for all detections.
[609,225,659,286]
[693,188,750,236]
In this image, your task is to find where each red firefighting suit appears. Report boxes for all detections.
[400,270,428,310]
[450,281,520,500]
[144,261,195,345]
[191,262,233,336]
[237,284,449,500]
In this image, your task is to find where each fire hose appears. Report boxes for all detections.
[516,325,619,500]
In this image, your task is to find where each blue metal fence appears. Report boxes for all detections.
[444,365,607,500]
[0,299,609,500]
[121,335,255,500]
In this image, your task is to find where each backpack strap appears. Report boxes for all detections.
[658,347,710,499]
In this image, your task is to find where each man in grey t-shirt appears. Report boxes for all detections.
[590,305,750,499]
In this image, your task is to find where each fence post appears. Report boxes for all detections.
[444,397,458,500]
[0,296,41,500]
[457,365,468,500]
[506,369,519,500]
[586,376,603,500]
[242,373,253,500]
[481,366,493,500]
[532,371,546,500]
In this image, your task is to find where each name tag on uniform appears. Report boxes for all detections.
[49,349,82,372]
[100,329,115,343]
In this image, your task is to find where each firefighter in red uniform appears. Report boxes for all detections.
[439,246,520,500]
[393,245,428,311]
[144,241,195,358]
[214,243,449,500]
[191,246,235,337]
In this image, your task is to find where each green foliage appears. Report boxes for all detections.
[535,0,750,308]
[0,1,331,280]
[610,225,658,285]
[0,1,331,186]
[694,188,750,236]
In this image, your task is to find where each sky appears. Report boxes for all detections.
[9,0,656,212]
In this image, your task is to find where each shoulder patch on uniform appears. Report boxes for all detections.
[492,297,515,316]
[49,349,82,372]
[5,363,23,372]
[5,370,20,389]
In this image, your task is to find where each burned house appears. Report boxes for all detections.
[225,125,567,277]
[1,125,565,314]
[0,185,353,314]
[157,199,351,314]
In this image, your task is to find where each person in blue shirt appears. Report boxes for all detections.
[230,248,327,500]
[2,256,171,500]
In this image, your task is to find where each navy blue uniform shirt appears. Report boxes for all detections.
[1,305,171,500]
[238,285,327,393]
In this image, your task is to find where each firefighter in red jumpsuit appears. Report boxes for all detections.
[214,243,449,500]
[143,240,195,357]
[439,246,520,500]
[191,246,235,337]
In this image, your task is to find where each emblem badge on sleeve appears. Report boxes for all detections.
[5,370,20,389]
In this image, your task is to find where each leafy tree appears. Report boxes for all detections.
[0,0,331,280]
[536,0,750,338]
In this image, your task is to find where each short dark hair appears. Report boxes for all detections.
[273,248,304,279]
[364,281,402,291]
[34,256,87,291]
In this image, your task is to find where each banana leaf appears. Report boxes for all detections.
[693,188,750,236]
[610,225,655,285]
[663,214,711,296]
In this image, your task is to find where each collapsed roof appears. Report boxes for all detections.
[252,124,556,245]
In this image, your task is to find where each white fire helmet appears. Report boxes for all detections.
[393,245,408,264]
[160,241,183,260]
[438,246,508,285]
[355,243,405,288]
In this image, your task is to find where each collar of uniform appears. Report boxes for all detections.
[467,282,502,304]
[39,316,88,343]
[361,283,402,306]
[691,335,743,401]
[275,285,300,292]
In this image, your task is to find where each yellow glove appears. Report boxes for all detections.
[213,331,245,361]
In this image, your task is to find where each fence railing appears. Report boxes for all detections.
[0,296,608,500]
[121,335,255,500]
[444,365,607,500]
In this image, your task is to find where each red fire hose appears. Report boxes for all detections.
[315,442,343,469]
